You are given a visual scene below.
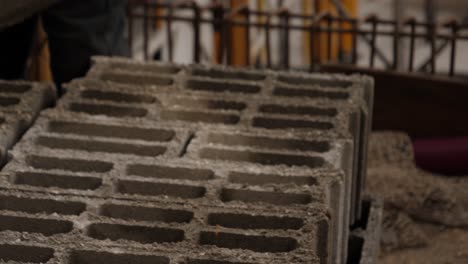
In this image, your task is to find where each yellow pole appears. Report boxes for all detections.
[341,0,358,56]
[27,18,53,81]
[314,0,339,63]
[303,0,312,64]
[230,0,249,66]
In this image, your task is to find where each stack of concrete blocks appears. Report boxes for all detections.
[0,80,55,165]
[0,57,380,264]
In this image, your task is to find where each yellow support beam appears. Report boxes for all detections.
[314,0,338,63]
[311,0,358,63]
[27,18,52,81]
[341,0,358,55]
[230,0,249,66]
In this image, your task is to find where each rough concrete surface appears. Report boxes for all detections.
[0,58,376,264]
[367,131,468,264]
[0,80,56,166]
[85,56,374,226]
[347,196,383,264]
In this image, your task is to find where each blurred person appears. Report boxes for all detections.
[0,0,128,91]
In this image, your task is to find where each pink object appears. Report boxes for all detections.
[413,136,468,175]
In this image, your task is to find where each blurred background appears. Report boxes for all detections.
[26,1,468,157]
[2,1,468,263]
[124,0,468,74]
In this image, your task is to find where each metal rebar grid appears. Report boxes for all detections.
[127,0,468,78]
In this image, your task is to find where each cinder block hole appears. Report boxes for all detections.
[0,215,73,236]
[117,180,206,199]
[253,117,334,130]
[259,104,337,117]
[191,68,266,81]
[70,102,148,117]
[26,155,113,173]
[277,75,352,88]
[316,218,330,263]
[0,244,54,263]
[48,121,175,142]
[0,117,5,125]
[110,62,180,74]
[37,136,166,157]
[127,164,214,181]
[207,133,330,152]
[81,90,156,104]
[346,235,364,264]
[187,259,255,264]
[0,96,20,106]
[228,172,318,186]
[161,110,240,124]
[199,231,298,253]
[199,148,325,168]
[164,97,246,111]
[13,171,102,190]
[351,199,371,230]
[220,188,312,205]
[0,194,86,215]
[186,79,260,94]
[100,203,193,223]
[273,87,349,100]
[70,250,170,264]
[86,223,184,244]
[207,213,304,230]
[0,83,31,93]
[101,72,173,86]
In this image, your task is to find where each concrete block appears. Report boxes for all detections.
[0,80,56,166]
[85,56,373,223]
[0,58,375,263]
[347,196,383,264]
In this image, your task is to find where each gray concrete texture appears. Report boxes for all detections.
[0,80,56,165]
[347,196,383,264]
[0,189,380,264]
[358,197,383,264]
[86,56,374,223]
[2,109,346,264]
[0,57,375,264]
